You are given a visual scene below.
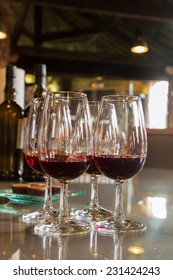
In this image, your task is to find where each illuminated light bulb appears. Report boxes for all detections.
[0,31,7,39]
[131,33,149,54]
[131,45,148,54]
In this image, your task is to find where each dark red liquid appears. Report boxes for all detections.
[25,154,44,174]
[94,155,146,180]
[86,155,101,176]
[40,155,88,181]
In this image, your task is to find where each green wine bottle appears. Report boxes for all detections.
[0,64,24,180]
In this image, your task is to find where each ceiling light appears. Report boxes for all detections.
[0,18,7,40]
[131,33,149,54]
[0,23,7,40]
[0,30,7,39]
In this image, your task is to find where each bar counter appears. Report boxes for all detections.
[0,167,173,260]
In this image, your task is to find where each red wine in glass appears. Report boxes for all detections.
[40,155,88,181]
[74,99,113,222]
[94,95,148,233]
[86,155,101,177]
[22,97,58,223]
[25,154,44,174]
[34,91,91,236]
[94,155,146,181]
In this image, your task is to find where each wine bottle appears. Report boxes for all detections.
[0,64,24,180]
[22,64,47,181]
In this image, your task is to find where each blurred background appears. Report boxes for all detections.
[1,1,173,169]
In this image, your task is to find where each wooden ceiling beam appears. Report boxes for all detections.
[15,46,168,68]
[17,53,169,81]
[41,27,104,41]
[6,0,173,22]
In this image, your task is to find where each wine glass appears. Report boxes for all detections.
[22,97,58,223]
[74,101,112,221]
[34,91,91,236]
[94,95,147,234]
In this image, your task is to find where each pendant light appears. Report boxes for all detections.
[0,30,7,39]
[0,11,7,39]
[131,31,148,54]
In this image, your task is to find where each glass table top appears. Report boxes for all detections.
[0,168,173,260]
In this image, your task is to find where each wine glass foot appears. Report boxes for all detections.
[73,206,113,222]
[22,207,59,224]
[34,218,91,237]
[96,217,147,234]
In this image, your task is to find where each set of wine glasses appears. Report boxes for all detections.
[22,91,147,237]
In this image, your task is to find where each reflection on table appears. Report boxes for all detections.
[0,167,173,260]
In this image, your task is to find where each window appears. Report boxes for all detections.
[147,81,168,129]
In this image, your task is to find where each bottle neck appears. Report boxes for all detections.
[36,76,46,86]
[4,77,16,101]
[34,76,47,98]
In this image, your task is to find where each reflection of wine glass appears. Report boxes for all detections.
[94,95,147,233]
[39,234,68,260]
[57,237,68,260]
[98,230,124,260]
[74,101,112,221]
[42,235,52,259]
[90,228,98,257]
[34,91,91,236]
[112,232,123,260]
[22,97,58,223]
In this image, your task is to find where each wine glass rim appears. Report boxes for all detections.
[48,91,87,97]
[101,95,140,102]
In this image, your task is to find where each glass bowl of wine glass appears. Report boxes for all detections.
[73,101,112,221]
[34,91,92,236]
[22,97,58,224]
[94,95,147,234]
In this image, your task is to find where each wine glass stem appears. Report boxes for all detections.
[59,182,68,218]
[114,180,125,222]
[90,175,99,208]
[43,176,53,209]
